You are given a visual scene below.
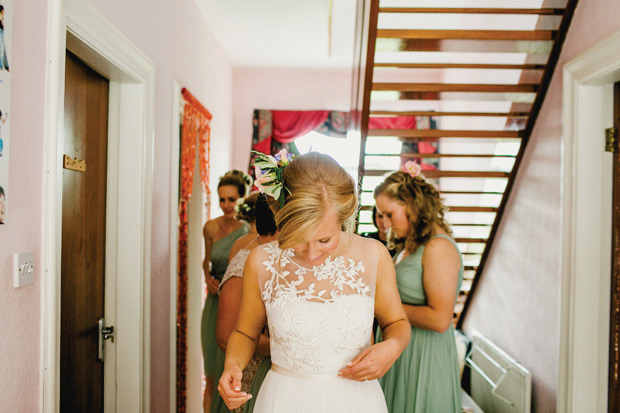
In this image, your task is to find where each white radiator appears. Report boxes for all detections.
[466,330,531,413]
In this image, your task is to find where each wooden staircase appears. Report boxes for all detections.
[352,0,579,327]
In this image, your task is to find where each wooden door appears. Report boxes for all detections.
[609,82,620,412]
[60,50,109,412]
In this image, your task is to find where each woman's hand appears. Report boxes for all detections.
[338,339,400,381]
[218,365,252,410]
[206,276,220,295]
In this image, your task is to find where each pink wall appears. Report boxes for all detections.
[0,1,47,412]
[462,1,620,412]
[0,0,234,411]
[232,67,354,169]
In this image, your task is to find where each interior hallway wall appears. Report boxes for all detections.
[0,2,47,412]
[0,0,235,411]
[462,1,620,412]
[232,67,354,169]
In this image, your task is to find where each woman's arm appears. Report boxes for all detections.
[339,243,410,381]
[203,221,219,295]
[403,236,460,333]
[218,250,267,409]
[216,276,270,355]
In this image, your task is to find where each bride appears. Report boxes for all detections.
[218,151,410,412]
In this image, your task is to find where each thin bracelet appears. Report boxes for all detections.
[234,328,258,343]
[381,317,407,331]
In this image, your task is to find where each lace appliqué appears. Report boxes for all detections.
[261,242,373,373]
[219,248,251,293]
[261,242,370,304]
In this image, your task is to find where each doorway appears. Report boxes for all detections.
[60,50,110,411]
[43,1,155,410]
[559,29,620,413]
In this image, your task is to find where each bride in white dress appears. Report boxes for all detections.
[218,151,411,412]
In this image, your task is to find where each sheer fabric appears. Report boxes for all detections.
[252,234,387,412]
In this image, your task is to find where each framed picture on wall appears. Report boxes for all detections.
[0,0,12,225]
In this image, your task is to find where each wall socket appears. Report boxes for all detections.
[14,251,35,288]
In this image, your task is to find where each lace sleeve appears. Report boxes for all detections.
[218,248,251,294]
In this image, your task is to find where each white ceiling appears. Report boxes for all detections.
[196,0,358,68]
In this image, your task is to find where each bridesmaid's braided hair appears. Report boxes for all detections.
[374,171,450,254]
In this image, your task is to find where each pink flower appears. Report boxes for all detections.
[254,165,276,196]
[402,160,422,177]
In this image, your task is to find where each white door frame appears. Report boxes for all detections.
[169,81,181,413]
[559,28,620,413]
[42,0,154,411]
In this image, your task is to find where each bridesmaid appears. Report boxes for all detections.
[212,194,277,413]
[374,163,463,413]
[228,192,260,258]
[202,170,252,413]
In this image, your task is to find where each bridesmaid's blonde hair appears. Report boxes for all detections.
[267,152,358,250]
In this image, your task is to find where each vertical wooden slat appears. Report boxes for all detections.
[357,0,380,184]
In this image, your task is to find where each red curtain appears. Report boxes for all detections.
[177,87,212,413]
[271,110,329,143]
[368,116,416,130]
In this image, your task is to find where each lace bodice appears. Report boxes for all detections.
[257,234,379,376]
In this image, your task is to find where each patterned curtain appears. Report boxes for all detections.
[248,109,349,180]
[400,116,439,171]
[177,87,212,413]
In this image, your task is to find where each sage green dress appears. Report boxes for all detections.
[243,355,271,413]
[201,224,249,381]
[210,248,270,413]
[376,234,463,413]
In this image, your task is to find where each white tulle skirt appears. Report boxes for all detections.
[252,366,388,413]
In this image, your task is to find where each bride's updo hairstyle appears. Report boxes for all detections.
[268,152,358,250]
[374,171,450,254]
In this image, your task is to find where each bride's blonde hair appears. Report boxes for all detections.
[267,152,358,250]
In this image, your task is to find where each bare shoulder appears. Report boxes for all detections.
[246,241,274,264]
[353,233,389,255]
[204,217,221,237]
[425,235,457,255]
[423,235,460,267]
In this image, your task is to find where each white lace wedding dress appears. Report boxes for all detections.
[252,234,388,413]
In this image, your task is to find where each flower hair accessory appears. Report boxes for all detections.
[234,197,252,215]
[402,160,422,178]
[252,148,295,208]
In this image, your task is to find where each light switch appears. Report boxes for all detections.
[14,251,35,288]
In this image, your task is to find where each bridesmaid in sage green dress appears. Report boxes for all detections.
[212,194,277,413]
[374,166,463,413]
[202,170,252,413]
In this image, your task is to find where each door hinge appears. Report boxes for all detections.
[606,127,617,153]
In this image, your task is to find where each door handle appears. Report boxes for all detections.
[98,318,115,361]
